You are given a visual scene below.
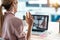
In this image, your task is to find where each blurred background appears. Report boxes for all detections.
[1,0,60,40]
[13,0,59,33]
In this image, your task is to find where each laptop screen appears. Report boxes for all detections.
[23,15,49,32]
[32,15,49,32]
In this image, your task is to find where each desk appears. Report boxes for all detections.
[31,35,41,40]
[31,32,48,40]
[30,33,60,40]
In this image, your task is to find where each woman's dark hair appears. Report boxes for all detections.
[2,3,12,10]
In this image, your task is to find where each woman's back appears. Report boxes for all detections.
[2,12,26,40]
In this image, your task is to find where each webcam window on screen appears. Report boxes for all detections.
[23,15,49,32]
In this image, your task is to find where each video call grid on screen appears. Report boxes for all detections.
[23,15,49,32]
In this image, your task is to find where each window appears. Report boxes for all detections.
[28,0,47,4]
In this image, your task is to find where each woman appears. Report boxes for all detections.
[1,0,33,40]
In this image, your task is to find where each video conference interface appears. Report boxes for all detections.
[23,15,49,32]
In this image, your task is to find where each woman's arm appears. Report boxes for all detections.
[26,12,33,40]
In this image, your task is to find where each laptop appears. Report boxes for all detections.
[23,15,49,35]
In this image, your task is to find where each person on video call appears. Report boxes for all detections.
[39,16,47,29]
[1,0,33,40]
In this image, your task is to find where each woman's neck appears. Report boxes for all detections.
[7,8,15,14]
[7,7,15,14]
[6,10,14,14]
[4,11,15,16]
